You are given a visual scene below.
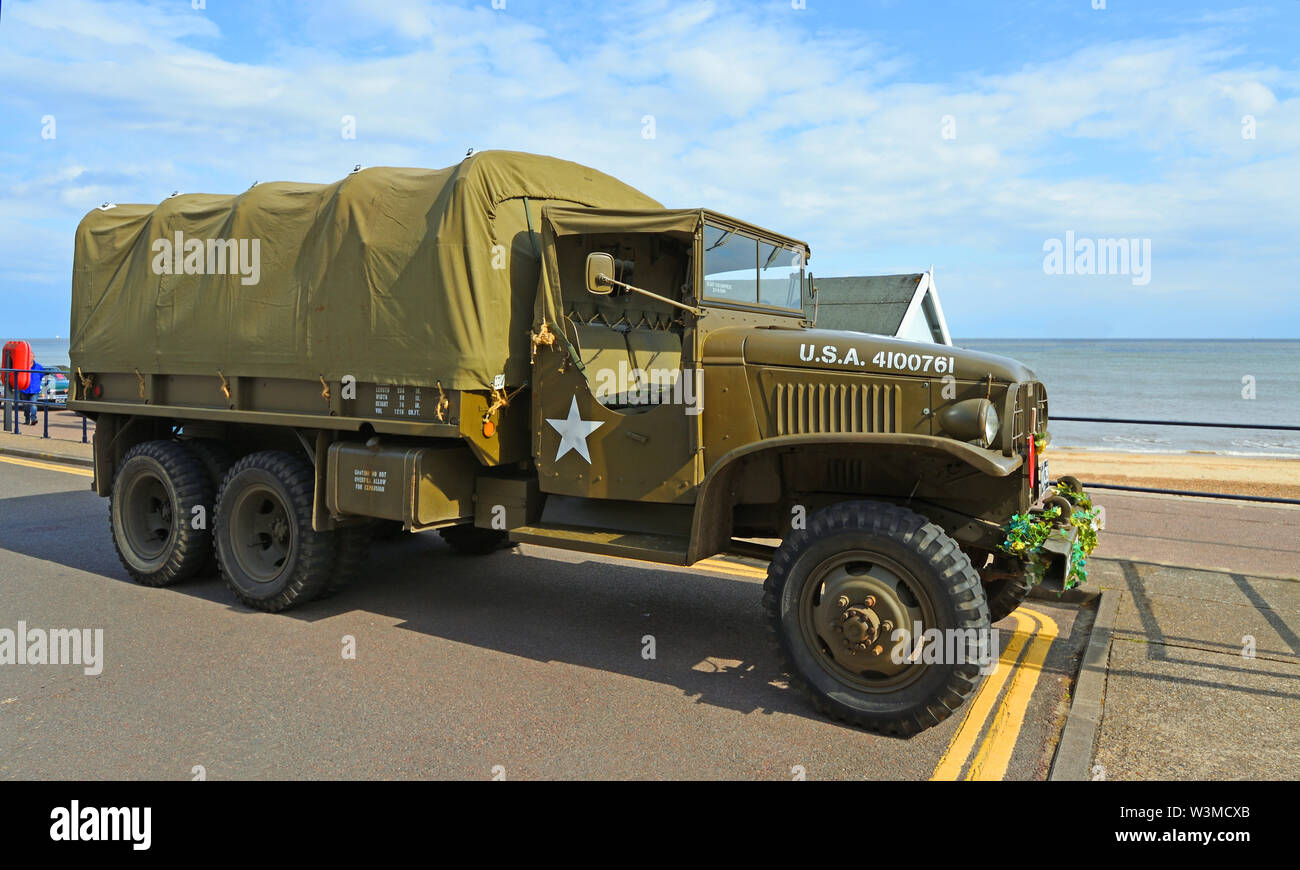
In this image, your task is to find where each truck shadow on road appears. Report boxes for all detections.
[0,488,1086,736]
[300,538,817,725]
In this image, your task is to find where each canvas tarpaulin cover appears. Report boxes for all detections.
[69,150,661,391]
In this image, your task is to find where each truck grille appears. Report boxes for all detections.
[1005,381,1048,455]
[773,382,902,435]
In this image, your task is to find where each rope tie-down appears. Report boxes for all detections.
[76,366,94,398]
[434,380,450,422]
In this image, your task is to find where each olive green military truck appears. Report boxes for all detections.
[69,151,1085,736]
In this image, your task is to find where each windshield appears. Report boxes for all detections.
[703,223,803,311]
[702,226,757,302]
[759,241,804,309]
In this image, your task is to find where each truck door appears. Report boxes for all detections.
[532,234,700,505]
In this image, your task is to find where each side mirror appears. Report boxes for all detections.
[806,271,816,297]
[586,252,616,295]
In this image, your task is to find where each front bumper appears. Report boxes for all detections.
[1003,480,1102,591]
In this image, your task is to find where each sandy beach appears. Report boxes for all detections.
[1049,448,1300,501]
[4,412,1298,500]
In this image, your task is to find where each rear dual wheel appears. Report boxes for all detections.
[111,442,367,610]
[184,438,237,574]
[214,450,335,612]
[109,440,214,587]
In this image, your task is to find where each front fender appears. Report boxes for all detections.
[687,433,1023,562]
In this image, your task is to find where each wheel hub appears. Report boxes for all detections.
[230,486,294,583]
[837,599,890,652]
[815,581,904,661]
[122,471,175,562]
[800,551,935,690]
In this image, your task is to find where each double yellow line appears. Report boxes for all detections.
[931,606,1058,780]
[0,454,94,478]
[697,554,1059,779]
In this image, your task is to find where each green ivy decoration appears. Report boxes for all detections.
[999,498,1101,591]
[999,506,1059,587]
[1056,481,1092,511]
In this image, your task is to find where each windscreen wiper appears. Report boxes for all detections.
[704,229,734,251]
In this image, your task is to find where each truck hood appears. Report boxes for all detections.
[703,326,1038,383]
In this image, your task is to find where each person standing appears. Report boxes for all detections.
[19,359,43,425]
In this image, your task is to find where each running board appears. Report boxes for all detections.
[727,539,778,562]
[508,523,690,565]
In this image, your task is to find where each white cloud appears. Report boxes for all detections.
[0,0,1296,336]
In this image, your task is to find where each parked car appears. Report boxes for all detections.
[41,371,70,406]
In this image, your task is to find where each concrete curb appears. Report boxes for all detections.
[0,444,94,468]
[1048,589,1120,780]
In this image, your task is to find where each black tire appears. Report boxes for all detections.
[438,524,511,555]
[983,569,1034,623]
[109,440,214,587]
[762,500,990,737]
[965,546,1032,623]
[317,523,371,599]
[183,438,238,574]
[371,519,406,541]
[214,450,332,612]
[185,438,237,490]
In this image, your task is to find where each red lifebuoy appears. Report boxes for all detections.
[2,340,34,392]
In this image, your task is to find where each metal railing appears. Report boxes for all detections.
[1049,415,1300,506]
[2,365,1294,505]
[1,365,87,443]
[1052,416,1300,432]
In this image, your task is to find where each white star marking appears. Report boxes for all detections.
[546,397,605,463]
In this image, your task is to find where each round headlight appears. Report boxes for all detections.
[982,404,1000,446]
[937,397,1000,445]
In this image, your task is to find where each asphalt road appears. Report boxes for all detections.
[0,455,1086,780]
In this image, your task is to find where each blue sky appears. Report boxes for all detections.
[1,0,1297,338]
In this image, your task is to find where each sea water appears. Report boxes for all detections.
[961,339,1300,458]
[12,337,1300,457]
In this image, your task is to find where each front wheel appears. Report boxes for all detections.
[763,501,991,737]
